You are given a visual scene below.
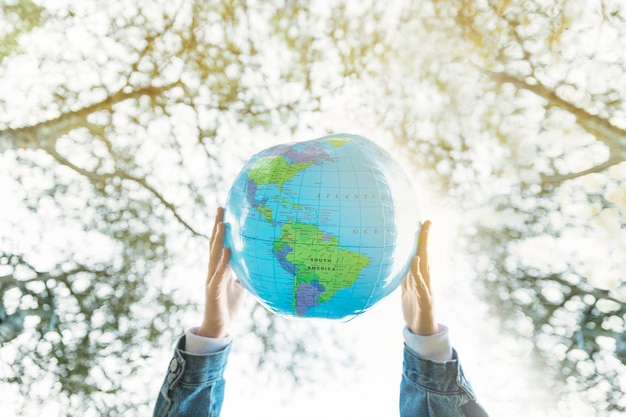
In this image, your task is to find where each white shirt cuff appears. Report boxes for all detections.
[403,324,453,362]
[184,327,232,355]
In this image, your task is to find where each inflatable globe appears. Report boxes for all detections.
[224,133,419,320]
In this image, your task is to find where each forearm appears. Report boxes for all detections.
[400,326,488,417]
[153,334,231,417]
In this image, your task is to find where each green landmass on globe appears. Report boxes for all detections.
[248,155,313,192]
[247,155,314,223]
[273,221,370,315]
[245,137,372,315]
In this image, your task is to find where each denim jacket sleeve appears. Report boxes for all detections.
[154,335,488,417]
[400,345,489,417]
[153,335,231,417]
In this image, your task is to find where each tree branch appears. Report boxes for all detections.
[0,82,181,153]
[483,69,626,185]
[124,174,209,239]
[45,146,116,182]
[3,80,206,238]
[485,70,626,142]
[540,154,625,184]
[44,147,207,238]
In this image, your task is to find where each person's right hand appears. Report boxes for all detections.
[401,220,439,336]
[197,207,245,339]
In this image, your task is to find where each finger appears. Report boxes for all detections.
[208,222,226,279]
[417,220,431,260]
[403,256,420,295]
[411,256,419,287]
[211,248,231,291]
[210,207,224,246]
[419,255,431,291]
[417,221,431,289]
[414,256,431,300]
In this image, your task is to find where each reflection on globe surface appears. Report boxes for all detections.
[224,133,419,320]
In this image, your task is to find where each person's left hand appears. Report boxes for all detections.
[401,220,439,336]
[197,207,245,339]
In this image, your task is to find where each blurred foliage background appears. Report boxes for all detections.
[0,0,624,416]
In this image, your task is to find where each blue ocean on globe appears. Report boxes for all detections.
[224,133,419,320]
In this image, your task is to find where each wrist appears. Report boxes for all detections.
[196,323,227,339]
[408,314,438,336]
[403,324,453,362]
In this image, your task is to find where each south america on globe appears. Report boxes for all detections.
[224,133,419,320]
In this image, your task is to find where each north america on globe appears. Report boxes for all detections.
[224,133,419,320]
